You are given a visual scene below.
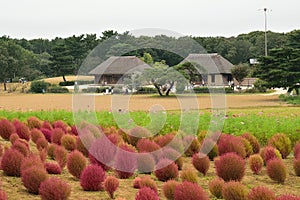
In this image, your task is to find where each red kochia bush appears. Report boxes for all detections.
[76,136,89,157]
[192,153,210,175]
[133,177,142,189]
[127,126,151,146]
[242,133,260,154]
[268,133,291,159]
[14,121,30,141]
[294,159,300,176]
[30,128,45,144]
[208,178,225,199]
[218,134,247,158]
[249,154,264,174]
[61,134,76,151]
[135,187,159,200]
[137,138,160,153]
[215,152,246,182]
[67,150,87,179]
[154,159,179,181]
[1,148,24,176]
[183,136,201,157]
[41,121,53,130]
[154,133,175,147]
[267,158,287,183]
[275,195,300,200]
[12,139,30,157]
[40,128,52,142]
[222,181,249,200]
[80,164,106,191]
[160,147,183,170]
[137,153,156,173]
[21,166,48,194]
[51,128,65,145]
[114,143,137,179]
[39,177,71,200]
[248,186,276,200]
[294,142,300,159]
[70,125,79,136]
[139,176,158,193]
[0,190,7,200]
[104,176,119,199]
[162,180,179,200]
[36,138,48,151]
[0,119,15,140]
[27,117,42,129]
[9,133,19,144]
[174,181,209,200]
[54,146,68,169]
[52,120,68,133]
[44,162,62,174]
[20,155,44,175]
[261,146,282,164]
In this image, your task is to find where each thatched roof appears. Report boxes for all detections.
[183,53,234,74]
[89,56,151,75]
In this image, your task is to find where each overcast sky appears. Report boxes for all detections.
[0,0,299,39]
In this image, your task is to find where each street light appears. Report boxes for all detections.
[259,8,270,56]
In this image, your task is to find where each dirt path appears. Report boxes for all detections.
[0,93,285,112]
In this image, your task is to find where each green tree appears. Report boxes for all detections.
[140,52,153,65]
[231,64,249,86]
[255,47,300,91]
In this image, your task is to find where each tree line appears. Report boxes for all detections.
[0,29,299,91]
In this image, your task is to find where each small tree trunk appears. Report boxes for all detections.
[153,83,163,96]
[62,75,67,82]
[3,81,7,91]
[166,81,175,96]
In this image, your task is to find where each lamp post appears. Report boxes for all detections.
[263,8,268,56]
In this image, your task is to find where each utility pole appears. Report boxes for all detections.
[263,8,268,56]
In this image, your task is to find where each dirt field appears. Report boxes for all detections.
[0,93,286,112]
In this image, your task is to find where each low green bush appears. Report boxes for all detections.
[193,87,234,94]
[30,81,50,93]
[47,86,69,93]
[135,87,157,94]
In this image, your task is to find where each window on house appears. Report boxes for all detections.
[211,75,215,83]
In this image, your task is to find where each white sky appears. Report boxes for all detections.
[0,0,299,39]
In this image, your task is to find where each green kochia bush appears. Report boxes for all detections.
[266,158,287,183]
[268,134,292,159]
[163,180,179,200]
[222,181,249,200]
[209,178,225,199]
[67,150,87,179]
[249,154,264,174]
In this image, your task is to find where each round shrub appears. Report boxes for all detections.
[27,117,42,129]
[249,154,264,174]
[20,155,44,175]
[154,133,174,147]
[51,128,65,145]
[215,152,246,182]
[248,186,276,200]
[268,134,292,159]
[52,120,68,133]
[242,133,260,154]
[14,121,30,141]
[39,149,47,163]
[0,190,7,200]
[208,178,225,199]
[128,126,151,146]
[47,143,58,159]
[80,164,106,191]
[9,133,19,144]
[40,128,52,142]
[1,148,24,176]
[140,176,157,193]
[275,195,300,200]
[12,139,30,157]
[183,136,200,157]
[137,138,160,154]
[44,162,62,174]
[135,187,159,200]
[61,134,76,151]
[137,153,156,173]
[21,166,48,194]
[222,181,249,200]
[36,138,48,151]
[162,180,179,200]
[70,125,79,136]
[294,159,300,176]
[114,143,137,179]
[160,147,183,170]
[240,137,254,157]
[107,133,124,146]
[39,177,71,200]
[76,137,89,157]
[133,177,142,189]
[192,153,210,176]
[104,176,119,199]
[0,119,15,140]
[293,142,300,159]
[266,158,287,183]
[180,169,198,183]
[261,146,282,165]
[174,181,209,200]
[41,121,53,130]
[67,150,87,179]
[218,134,247,158]
[200,138,219,160]
[30,128,45,143]
[154,159,179,181]
[54,145,68,169]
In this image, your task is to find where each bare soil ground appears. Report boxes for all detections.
[0,93,285,112]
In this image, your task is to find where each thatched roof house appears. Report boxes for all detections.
[184,53,234,86]
[89,56,151,84]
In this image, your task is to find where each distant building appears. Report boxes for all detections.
[183,53,234,86]
[89,56,151,84]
